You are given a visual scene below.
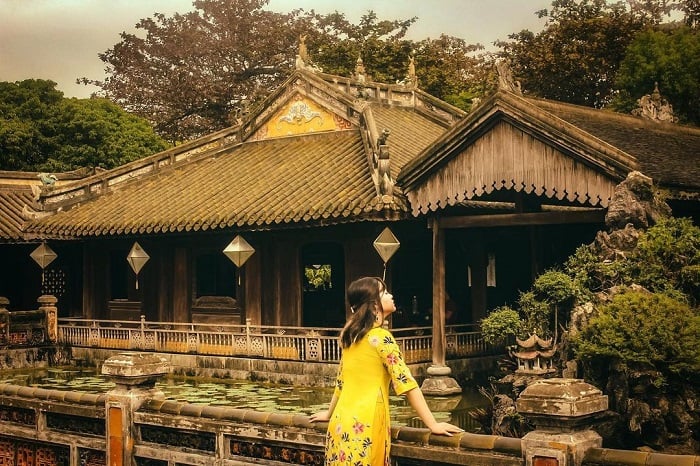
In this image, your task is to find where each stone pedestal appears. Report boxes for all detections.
[37,295,58,343]
[517,378,608,466]
[103,353,168,466]
[420,364,462,396]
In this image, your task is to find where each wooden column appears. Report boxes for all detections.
[156,245,171,322]
[431,217,446,366]
[244,245,262,326]
[470,236,488,322]
[422,217,461,395]
[81,242,96,319]
[172,247,189,322]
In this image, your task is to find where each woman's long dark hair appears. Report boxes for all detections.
[339,276,385,349]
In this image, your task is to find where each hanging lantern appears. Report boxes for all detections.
[127,242,150,290]
[30,242,58,285]
[223,235,255,285]
[373,227,400,281]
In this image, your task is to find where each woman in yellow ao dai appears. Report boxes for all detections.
[310,277,463,465]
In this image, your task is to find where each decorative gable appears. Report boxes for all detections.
[406,120,621,215]
[249,93,354,141]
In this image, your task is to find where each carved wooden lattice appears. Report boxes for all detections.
[139,426,215,452]
[89,328,99,346]
[0,437,69,466]
[187,333,198,352]
[47,413,105,436]
[0,406,36,426]
[305,338,320,361]
[230,439,323,465]
[249,336,264,356]
[134,458,166,466]
[78,449,105,466]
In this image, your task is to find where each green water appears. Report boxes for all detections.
[0,368,485,431]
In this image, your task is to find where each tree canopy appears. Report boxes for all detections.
[0,79,169,172]
[83,0,699,144]
[611,26,700,124]
[497,0,699,124]
[81,0,491,142]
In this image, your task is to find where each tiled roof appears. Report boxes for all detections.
[370,105,448,173]
[399,91,700,199]
[26,131,394,238]
[0,187,34,242]
[528,98,700,192]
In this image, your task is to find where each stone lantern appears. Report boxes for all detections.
[102,353,168,466]
[517,378,608,466]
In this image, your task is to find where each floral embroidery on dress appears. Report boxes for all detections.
[323,328,417,465]
[353,421,365,434]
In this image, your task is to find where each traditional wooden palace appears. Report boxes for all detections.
[1,52,699,334]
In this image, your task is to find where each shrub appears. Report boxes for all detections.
[517,291,552,338]
[573,289,700,378]
[625,217,700,304]
[533,270,577,304]
[480,306,523,345]
[565,244,627,294]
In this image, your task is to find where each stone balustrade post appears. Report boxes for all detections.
[517,378,608,466]
[37,295,58,343]
[102,353,168,466]
[0,297,9,345]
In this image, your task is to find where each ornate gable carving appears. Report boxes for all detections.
[407,121,620,215]
[249,93,354,141]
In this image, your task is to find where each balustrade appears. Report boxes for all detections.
[58,318,499,363]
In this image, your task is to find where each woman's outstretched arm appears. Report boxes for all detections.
[309,393,339,422]
[405,387,464,436]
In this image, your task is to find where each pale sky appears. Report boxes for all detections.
[0,0,550,98]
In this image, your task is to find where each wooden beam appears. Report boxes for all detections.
[437,210,605,229]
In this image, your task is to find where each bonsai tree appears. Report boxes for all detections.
[480,269,578,346]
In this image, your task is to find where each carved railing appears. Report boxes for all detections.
[0,295,58,348]
[58,318,501,363]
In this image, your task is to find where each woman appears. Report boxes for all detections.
[310,276,463,465]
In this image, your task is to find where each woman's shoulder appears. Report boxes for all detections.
[367,326,395,341]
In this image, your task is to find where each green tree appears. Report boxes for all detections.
[625,217,700,303]
[302,10,418,83]
[611,26,700,125]
[497,0,650,107]
[82,0,489,142]
[574,289,700,377]
[0,79,63,170]
[81,0,309,142]
[0,79,168,172]
[44,98,171,172]
[410,35,492,111]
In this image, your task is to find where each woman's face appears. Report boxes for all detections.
[379,282,396,315]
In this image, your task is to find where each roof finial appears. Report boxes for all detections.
[299,34,309,64]
[407,55,417,86]
[355,55,366,83]
[295,34,322,73]
[496,58,522,95]
[632,82,677,123]
[396,55,418,88]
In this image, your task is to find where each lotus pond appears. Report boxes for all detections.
[0,368,486,431]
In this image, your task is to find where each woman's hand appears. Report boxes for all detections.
[427,421,464,436]
[309,410,331,422]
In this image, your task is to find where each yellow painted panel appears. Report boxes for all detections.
[264,95,350,138]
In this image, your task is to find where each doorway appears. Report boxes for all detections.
[301,242,345,328]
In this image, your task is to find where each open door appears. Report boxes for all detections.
[301,242,345,328]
